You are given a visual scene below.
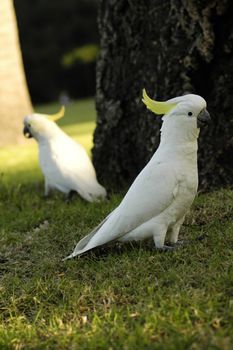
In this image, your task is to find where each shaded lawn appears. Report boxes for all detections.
[0,99,233,349]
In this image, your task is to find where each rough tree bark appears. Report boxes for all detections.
[0,0,32,147]
[93,0,233,191]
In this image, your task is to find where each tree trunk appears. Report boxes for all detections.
[93,0,233,191]
[0,0,32,147]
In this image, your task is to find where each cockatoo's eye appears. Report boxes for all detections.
[188,112,193,117]
[23,124,33,138]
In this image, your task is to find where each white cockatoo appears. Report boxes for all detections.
[23,107,106,202]
[64,90,211,260]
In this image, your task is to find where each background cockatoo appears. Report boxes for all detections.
[23,107,106,202]
[64,90,211,259]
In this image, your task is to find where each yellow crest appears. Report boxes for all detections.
[44,105,65,121]
[142,89,177,115]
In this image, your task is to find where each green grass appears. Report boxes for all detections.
[0,99,233,349]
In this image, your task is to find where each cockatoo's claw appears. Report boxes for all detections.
[65,190,77,202]
[106,192,111,201]
[156,245,176,252]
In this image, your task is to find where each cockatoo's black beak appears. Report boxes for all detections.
[23,125,32,138]
[197,109,211,128]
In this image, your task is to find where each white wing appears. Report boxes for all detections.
[40,135,106,201]
[65,160,179,258]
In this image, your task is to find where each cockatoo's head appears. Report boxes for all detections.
[23,106,65,142]
[142,89,211,141]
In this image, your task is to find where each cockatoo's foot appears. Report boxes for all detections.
[156,245,176,252]
[43,191,51,198]
[65,190,77,202]
[171,239,189,246]
[106,192,111,201]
